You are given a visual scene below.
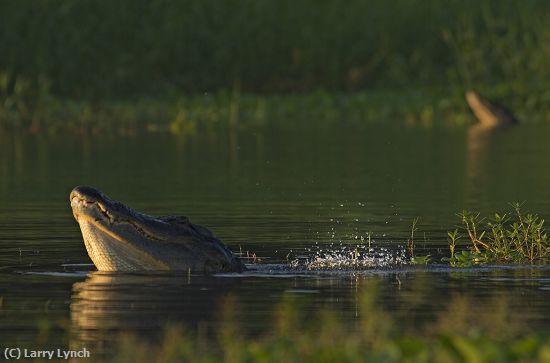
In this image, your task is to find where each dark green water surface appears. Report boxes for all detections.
[1,122,550,353]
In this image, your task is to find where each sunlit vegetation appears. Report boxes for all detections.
[447,203,550,267]
[1,1,550,132]
[0,89,476,134]
[2,88,549,135]
[23,284,549,362]
[339,205,550,268]
[289,205,550,270]
[89,286,550,362]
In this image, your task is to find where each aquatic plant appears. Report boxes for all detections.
[99,284,550,362]
[449,203,550,266]
[406,217,420,257]
[409,255,431,266]
[406,217,432,265]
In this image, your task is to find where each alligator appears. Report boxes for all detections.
[465,90,519,128]
[70,186,245,273]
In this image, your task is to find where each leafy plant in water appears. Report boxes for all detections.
[407,217,431,265]
[449,203,550,266]
[459,211,490,253]
[447,229,459,260]
[410,255,431,265]
[444,229,487,267]
[448,250,489,268]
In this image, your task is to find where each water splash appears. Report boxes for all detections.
[286,201,411,271]
[290,243,409,271]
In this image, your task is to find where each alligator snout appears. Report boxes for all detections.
[70,185,106,204]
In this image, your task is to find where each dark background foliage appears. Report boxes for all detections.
[1,0,548,100]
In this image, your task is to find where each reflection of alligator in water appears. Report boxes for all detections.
[464,91,518,195]
[69,272,239,354]
[70,186,245,273]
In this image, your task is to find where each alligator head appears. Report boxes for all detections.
[465,91,519,128]
[70,186,244,273]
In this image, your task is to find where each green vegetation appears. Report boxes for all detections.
[2,87,549,134]
[446,229,488,267]
[82,286,550,362]
[407,217,420,257]
[1,0,549,97]
[296,205,550,270]
[408,217,432,265]
[24,284,550,362]
[389,205,550,268]
[1,0,550,131]
[447,203,550,267]
[1,88,477,134]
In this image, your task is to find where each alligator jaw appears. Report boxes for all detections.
[70,187,169,271]
[76,216,169,271]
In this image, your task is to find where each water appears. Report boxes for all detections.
[1,122,550,353]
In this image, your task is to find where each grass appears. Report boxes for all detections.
[18,283,550,362]
[408,217,432,266]
[395,204,550,268]
[60,284,550,362]
[294,204,550,270]
[407,217,420,257]
[8,263,550,362]
[2,86,550,135]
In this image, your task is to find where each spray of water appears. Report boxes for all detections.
[288,202,411,271]
[290,244,408,270]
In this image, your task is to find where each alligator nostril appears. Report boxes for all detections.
[70,185,105,203]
